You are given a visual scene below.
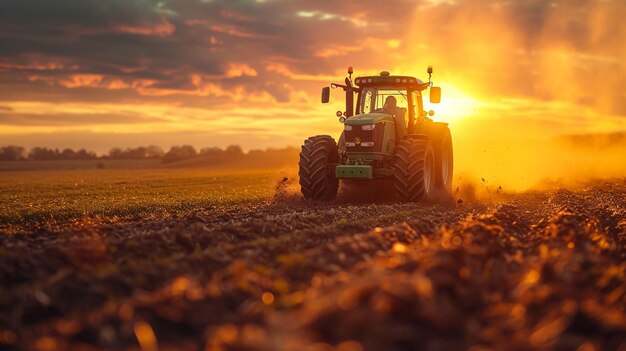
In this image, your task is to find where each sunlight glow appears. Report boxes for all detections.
[424,83,482,125]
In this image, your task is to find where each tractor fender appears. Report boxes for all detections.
[415,118,448,143]
[427,122,450,145]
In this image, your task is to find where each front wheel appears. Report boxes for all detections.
[299,135,339,201]
[394,139,435,202]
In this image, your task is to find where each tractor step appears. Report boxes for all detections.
[335,165,373,179]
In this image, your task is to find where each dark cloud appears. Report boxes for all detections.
[0,0,168,35]
[0,0,624,121]
[0,0,424,107]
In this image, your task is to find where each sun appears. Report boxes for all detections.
[423,82,481,125]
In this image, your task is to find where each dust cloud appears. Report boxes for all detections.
[396,1,626,191]
[453,131,626,193]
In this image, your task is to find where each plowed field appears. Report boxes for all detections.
[1,171,625,350]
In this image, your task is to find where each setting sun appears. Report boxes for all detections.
[423,82,481,124]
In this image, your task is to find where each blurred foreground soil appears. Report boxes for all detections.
[1,179,625,350]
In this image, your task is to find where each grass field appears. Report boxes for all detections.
[0,166,286,232]
[0,159,162,171]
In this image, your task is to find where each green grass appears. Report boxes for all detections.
[0,167,285,230]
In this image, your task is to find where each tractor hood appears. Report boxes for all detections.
[344,113,394,126]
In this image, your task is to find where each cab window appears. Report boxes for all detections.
[359,87,408,114]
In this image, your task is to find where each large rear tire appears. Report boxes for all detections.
[299,135,339,201]
[394,138,435,202]
[433,126,454,192]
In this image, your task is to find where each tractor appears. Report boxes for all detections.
[298,66,453,202]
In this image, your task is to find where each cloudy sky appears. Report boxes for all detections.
[1,0,624,153]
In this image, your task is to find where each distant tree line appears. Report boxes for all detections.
[0,146,97,161]
[107,146,164,159]
[162,144,244,163]
[0,145,297,167]
[0,145,164,161]
[162,145,300,168]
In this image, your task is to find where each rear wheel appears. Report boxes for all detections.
[394,138,435,202]
[433,126,453,192]
[299,135,339,201]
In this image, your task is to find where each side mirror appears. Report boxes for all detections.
[322,87,330,104]
[321,87,330,103]
[430,87,441,104]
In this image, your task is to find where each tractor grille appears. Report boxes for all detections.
[344,123,385,152]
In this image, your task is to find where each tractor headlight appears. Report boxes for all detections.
[361,142,374,147]
[361,124,375,131]
[344,125,353,131]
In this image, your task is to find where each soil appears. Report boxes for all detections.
[1,179,625,350]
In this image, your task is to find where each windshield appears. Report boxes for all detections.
[359,87,408,115]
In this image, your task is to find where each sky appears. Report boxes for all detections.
[0,0,625,155]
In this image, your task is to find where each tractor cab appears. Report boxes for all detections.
[321,69,441,125]
[352,73,429,140]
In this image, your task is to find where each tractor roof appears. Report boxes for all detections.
[354,73,427,90]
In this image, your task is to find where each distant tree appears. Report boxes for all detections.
[108,147,124,159]
[75,148,97,160]
[225,145,243,156]
[26,147,96,160]
[107,145,163,159]
[247,149,264,157]
[145,145,164,158]
[200,147,223,156]
[28,147,59,160]
[126,147,146,159]
[61,148,76,160]
[112,145,163,159]
[162,145,198,163]
[0,146,27,161]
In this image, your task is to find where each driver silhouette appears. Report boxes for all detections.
[383,96,406,123]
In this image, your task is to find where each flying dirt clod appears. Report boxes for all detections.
[299,67,453,202]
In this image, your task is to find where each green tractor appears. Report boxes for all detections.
[299,66,453,202]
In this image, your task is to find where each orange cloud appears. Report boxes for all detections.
[28,74,132,91]
[0,61,76,71]
[133,75,243,100]
[314,45,363,58]
[265,62,336,81]
[115,20,175,37]
[225,64,257,78]
[186,20,264,39]
[58,74,105,88]
[106,79,130,90]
